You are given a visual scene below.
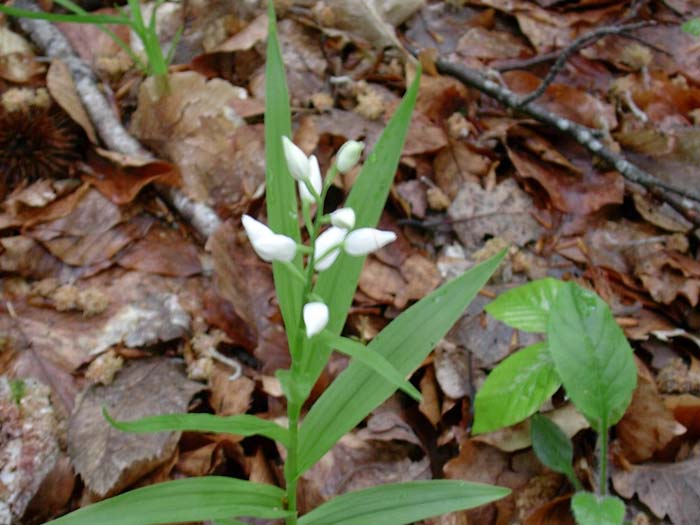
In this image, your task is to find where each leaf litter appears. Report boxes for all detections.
[1,1,700,524]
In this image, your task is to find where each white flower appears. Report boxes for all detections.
[303,301,329,338]
[344,228,397,256]
[330,207,355,230]
[299,155,322,204]
[242,214,297,262]
[282,136,311,182]
[314,226,347,271]
[336,140,364,174]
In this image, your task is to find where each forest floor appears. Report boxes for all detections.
[1,0,700,524]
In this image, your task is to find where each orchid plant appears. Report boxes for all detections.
[41,5,510,525]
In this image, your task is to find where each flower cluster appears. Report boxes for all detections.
[242,137,397,338]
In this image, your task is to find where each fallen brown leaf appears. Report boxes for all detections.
[613,456,700,525]
[68,358,204,497]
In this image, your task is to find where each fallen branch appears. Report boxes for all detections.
[12,0,221,239]
[409,45,700,227]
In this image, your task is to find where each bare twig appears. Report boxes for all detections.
[408,45,700,226]
[517,21,655,107]
[12,0,221,239]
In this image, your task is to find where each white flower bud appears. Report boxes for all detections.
[336,140,364,174]
[344,228,397,256]
[314,226,347,271]
[253,234,297,262]
[242,214,273,242]
[299,155,322,204]
[282,136,310,181]
[330,207,355,230]
[303,301,329,338]
[242,214,297,262]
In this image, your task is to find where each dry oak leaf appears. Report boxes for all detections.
[615,363,686,464]
[130,71,254,206]
[448,178,544,250]
[68,358,204,497]
[613,457,700,525]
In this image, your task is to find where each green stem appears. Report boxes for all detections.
[599,427,608,496]
[284,403,300,525]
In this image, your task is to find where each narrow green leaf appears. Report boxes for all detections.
[485,278,564,333]
[319,332,422,402]
[682,18,700,37]
[297,251,505,478]
[265,3,303,350]
[472,342,560,434]
[305,69,422,384]
[0,4,129,24]
[547,283,637,432]
[571,493,625,525]
[104,409,290,446]
[43,477,288,525]
[298,480,510,525]
[530,414,580,489]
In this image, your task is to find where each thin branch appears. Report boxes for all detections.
[12,0,221,239]
[517,21,655,107]
[408,45,700,227]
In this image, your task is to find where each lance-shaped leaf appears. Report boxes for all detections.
[297,251,505,478]
[43,477,289,525]
[485,278,564,333]
[298,480,510,525]
[104,409,290,447]
[530,414,581,490]
[547,282,637,432]
[265,3,303,354]
[318,332,422,402]
[304,69,422,384]
[472,342,560,434]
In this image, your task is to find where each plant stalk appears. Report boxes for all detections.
[598,427,608,496]
[284,403,300,525]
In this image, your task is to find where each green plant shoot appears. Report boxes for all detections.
[40,5,510,525]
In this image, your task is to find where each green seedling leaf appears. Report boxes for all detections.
[298,480,510,525]
[472,342,560,434]
[682,18,700,36]
[297,250,505,478]
[319,332,422,402]
[547,282,637,432]
[571,492,625,525]
[530,414,581,490]
[265,2,303,352]
[305,68,421,384]
[9,378,25,405]
[485,278,564,333]
[103,409,290,446]
[43,477,289,525]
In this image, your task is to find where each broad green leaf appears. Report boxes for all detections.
[319,332,422,402]
[547,283,637,432]
[265,3,303,353]
[682,18,700,36]
[297,251,505,478]
[485,278,564,333]
[213,520,248,525]
[298,480,510,525]
[43,477,288,525]
[305,69,422,384]
[571,493,625,525]
[104,409,290,446]
[530,414,580,489]
[472,342,560,434]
